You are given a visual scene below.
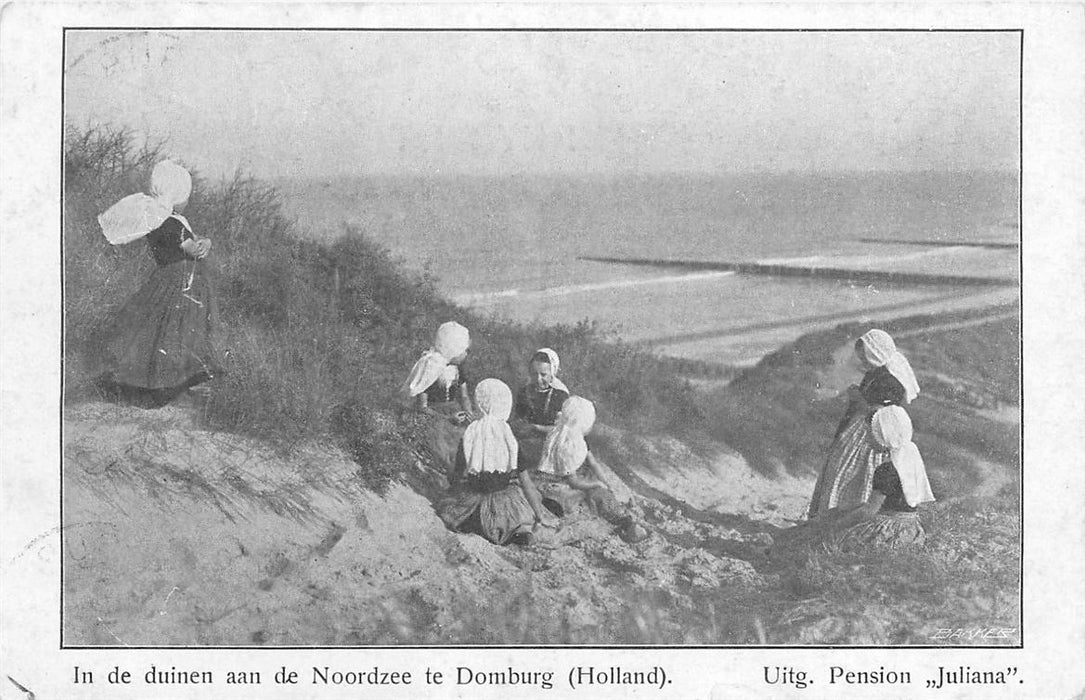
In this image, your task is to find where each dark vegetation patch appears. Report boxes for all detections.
[64,125,713,492]
[706,307,1020,480]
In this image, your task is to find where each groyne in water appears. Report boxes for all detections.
[581,257,1017,288]
[856,238,1018,250]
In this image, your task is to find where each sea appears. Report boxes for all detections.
[274,171,1020,367]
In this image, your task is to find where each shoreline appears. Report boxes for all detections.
[463,281,1019,371]
[657,286,1020,369]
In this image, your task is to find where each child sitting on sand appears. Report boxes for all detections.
[511,348,571,468]
[401,321,477,478]
[777,405,934,554]
[435,379,558,544]
[531,396,649,543]
[402,321,476,424]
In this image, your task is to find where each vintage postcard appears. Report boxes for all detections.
[1,2,1083,699]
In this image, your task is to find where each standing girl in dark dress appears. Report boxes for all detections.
[96,160,223,402]
[807,329,920,517]
[435,379,557,544]
[511,348,570,469]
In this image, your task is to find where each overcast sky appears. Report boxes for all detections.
[63,30,1020,179]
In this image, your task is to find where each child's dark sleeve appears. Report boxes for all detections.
[871,462,899,496]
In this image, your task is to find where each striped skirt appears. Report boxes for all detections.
[807,407,889,518]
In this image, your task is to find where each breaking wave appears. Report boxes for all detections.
[453,270,737,306]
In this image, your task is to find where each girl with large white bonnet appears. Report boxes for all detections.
[807,328,920,518]
[95,159,223,402]
[532,396,649,543]
[435,379,558,544]
[776,405,934,555]
[402,321,476,424]
[826,405,934,549]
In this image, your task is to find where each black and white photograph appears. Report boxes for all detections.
[1,3,1084,698]
[58,26,1023,647]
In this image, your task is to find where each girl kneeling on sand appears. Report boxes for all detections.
[402,321,476,476]
[435,379,558,544]
[511,348,571,468]
[807,328,920,518]
[781,405,934,552]
[402,321,476,423]
[533,396,649,543]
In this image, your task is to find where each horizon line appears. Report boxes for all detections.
[264,168,1021,182]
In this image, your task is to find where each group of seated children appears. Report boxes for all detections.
[401,321,647,546]
[403,322,936,554]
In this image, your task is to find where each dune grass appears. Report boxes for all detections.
[64,125,711,491]
[705,307,1021,482]
[64,125,1021,646]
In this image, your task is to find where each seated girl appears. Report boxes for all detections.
[532,396,649,543]
[400,321,476,480]
[511,348,571,468]
[779,405,934,554]
[435,379,559,545]
[402,321,476,424]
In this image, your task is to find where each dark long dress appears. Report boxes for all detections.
[807,366,906,518]
[98,216,223,391]
[434,443,536,545]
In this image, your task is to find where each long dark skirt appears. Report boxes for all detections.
[771,510,924,562]
[98,260,223,391]
[835,511,925,551]
[435,480,536,545]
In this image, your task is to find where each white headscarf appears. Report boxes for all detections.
[461,379,518,474]
[858,329,921,404]
[537,396,596,476]
[98,160,193,245]
[535,347,569,393]
[871,406,935,507]
[402,321,471,398]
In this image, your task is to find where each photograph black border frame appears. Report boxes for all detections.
[58,25,1025,651]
